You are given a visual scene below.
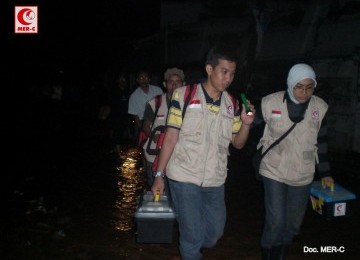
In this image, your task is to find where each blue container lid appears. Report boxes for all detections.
[310,181,356,202]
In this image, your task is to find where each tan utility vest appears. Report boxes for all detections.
[143,94,168,162]
[258,91,328,186]
[166,84,236,187]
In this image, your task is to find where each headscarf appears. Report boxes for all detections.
[286,63,317,104]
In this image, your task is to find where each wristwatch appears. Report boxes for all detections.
[154,171,165,178]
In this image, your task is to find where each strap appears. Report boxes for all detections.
[152,95,162,123]
[182,84,197,119]
[260,123,297,159]
[142,95,162,147]
[146,125,165,155]
[229,93,239,114]
[155,95,160,108]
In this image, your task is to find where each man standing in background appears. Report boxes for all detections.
[128,70,163,145]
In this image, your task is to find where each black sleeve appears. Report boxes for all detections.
[316,116,331,178]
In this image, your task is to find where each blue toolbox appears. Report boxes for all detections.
[135,191,175,243]
[310,180,356,220]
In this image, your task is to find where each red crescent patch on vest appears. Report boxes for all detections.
[312,109,319,120]
[227,105,233,115]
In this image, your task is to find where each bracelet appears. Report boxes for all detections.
[154,171,165,178]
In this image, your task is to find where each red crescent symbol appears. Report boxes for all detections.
[17,8,33,26]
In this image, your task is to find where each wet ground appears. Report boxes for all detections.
[2,103,360,260]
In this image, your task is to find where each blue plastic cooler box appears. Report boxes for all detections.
[310,181,356,220]
[135,192,175,243]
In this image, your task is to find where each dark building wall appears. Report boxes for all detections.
[158,0,360,151]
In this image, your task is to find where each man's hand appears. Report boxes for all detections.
[240,103,255,126]
[151,176,165,196]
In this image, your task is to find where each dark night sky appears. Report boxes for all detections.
[5,0,161,87]
[3,1,163,160]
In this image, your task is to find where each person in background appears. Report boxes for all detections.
[142,67,185,189]
[151,44,255,260]
[254,63,334,259]
[107,73,132,153]
[128,70,163,145]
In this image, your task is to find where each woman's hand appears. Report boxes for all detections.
[321,176,334,189]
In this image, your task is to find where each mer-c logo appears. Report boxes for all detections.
[14,6,38,34]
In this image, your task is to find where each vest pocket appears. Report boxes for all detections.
[216,145,228,178]
[301,149,316,173]
[181,112,203,144]
[173,142,202,170]
[268,119,285,135]
[265,148,281,168]
[221,116,233,139]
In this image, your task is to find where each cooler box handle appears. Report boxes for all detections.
[321,179,334,192]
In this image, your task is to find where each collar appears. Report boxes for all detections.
[201,84,222,104]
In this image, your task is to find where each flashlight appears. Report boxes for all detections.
[240,93,253,116]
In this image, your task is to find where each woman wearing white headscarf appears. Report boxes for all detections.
[255,63,334,259]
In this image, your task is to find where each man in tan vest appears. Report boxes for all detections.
[151,44,255,260]
[142,67,185,189]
